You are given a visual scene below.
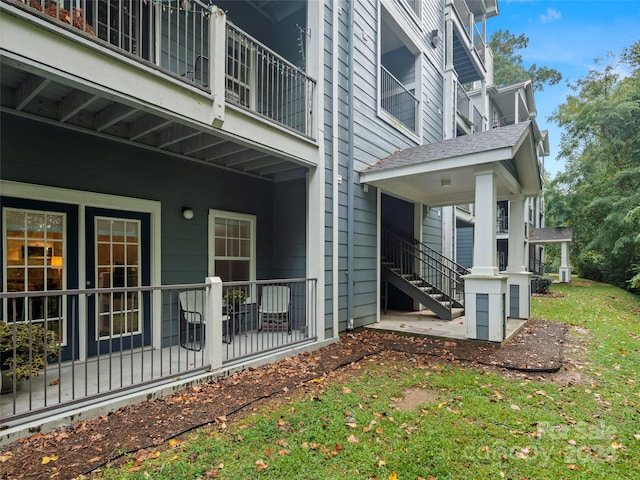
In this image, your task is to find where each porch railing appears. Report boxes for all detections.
[0,278,316,426]
[226,22,316,137]
[12,0,316,137]
[497,206,509,233]
[380,65,419,133]
[450,0,486,67]
[473,23,485,66]
[220,279,317,365]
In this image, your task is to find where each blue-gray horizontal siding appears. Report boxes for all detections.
[423,207,442,253]
[456,226,473,268]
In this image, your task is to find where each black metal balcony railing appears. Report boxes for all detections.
[497,207,508,233]
[472,104,484,132]
[13,0,315,138]
[456,82,485,132]
[226,22,315,138]
[451,0,486,67]
[380,66,419,134]
[473,23,485,65]
[456,83,470,118]
[0,278,317,425]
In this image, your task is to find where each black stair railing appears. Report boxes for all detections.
[382,230,469,312]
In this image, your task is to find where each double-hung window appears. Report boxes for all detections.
[209,210,256,282]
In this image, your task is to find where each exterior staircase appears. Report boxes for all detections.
[381,230,468,321]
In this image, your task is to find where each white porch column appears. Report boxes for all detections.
[472,168,498,276]
[209,8,227,127]
[465,167,507,342]
[505,195,531,319]
[205,276,224,371]
[559,241,572,283]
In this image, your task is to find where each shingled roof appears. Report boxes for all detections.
[359,121,543,206]
[362,121,532,174]
[529,227,574,243]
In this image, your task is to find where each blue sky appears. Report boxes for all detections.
[486,0,640,178]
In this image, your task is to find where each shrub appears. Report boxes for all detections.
[576,251,606,282]
[0,322,59,381]
[531,275,553,294]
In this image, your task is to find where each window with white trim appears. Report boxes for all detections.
[209,210,256,282]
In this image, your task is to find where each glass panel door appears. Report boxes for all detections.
[86,208,150,356]
[1,197,79,362]
[3,209,65,340]
[95,217,141,340]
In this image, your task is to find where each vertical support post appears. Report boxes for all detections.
[505,195,532,319]
[559,241,571,283]
[205,276,223,370]
[209,7,226,127]
[464,167,507,341]
[471,168,498,276]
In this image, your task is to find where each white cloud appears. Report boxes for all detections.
[540,8,562,23]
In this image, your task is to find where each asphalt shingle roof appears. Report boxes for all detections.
[529,227,574,243]
[362,121,532,173]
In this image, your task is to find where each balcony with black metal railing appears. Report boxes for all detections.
[447,0,489,84]
[1,0,316,140]
[380,66,419,134]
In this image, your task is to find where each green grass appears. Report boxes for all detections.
[97,279,640,479]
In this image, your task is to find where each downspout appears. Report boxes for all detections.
[332,1,340,337]
[346,0,355,330]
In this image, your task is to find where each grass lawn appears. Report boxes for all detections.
[96,279,640,479]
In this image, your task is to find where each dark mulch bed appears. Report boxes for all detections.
[0,319,567,480]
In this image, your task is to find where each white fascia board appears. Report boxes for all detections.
[529,238,573,244]
[512,129,542,195]
[220,108,319,167]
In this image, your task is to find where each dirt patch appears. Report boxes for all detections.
[0,320,568,480]
[392,388,440,411]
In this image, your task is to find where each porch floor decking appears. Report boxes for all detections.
[1,329,309,424]
[367,310,527,342]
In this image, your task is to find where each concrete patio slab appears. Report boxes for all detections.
[366,309,527,343]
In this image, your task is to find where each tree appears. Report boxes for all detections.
[489,30,562,91]
[546,41,640,290]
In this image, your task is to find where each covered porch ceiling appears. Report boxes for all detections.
[0,58,308,182]
[359,122,543,207]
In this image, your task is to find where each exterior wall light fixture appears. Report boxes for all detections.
[430,29,441,48]
[182,207,194,220]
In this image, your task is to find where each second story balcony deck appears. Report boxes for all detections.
[446,0,497,84]
[0,0,318,178]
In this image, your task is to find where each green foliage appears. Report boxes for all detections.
[546,40,640,290]
[531,275,553,294]
[628,265,640,292]
[223,289,246,306]
[0,322,59,381]
[575,251,606,282]
[489,30,562,91]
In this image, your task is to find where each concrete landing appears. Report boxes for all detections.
[366,309,527,343]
